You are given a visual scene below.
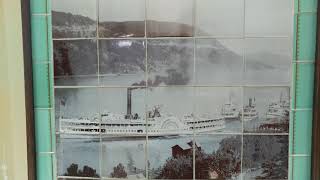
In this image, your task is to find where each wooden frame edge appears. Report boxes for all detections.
[21,0,36,179]
[312,1,320,180]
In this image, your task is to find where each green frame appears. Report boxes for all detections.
[30,0,55,179]
[290,0,317,179]
[29,0,317,179]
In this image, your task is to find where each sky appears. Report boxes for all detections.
[52,0,97,19]
[99,0,145,22]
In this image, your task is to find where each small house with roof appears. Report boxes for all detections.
[171,141,201,158]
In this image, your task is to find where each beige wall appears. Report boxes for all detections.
[0,0,29,180]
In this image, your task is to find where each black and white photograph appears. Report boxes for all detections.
[51,0,294,179]
[147,0,193,37]
[196,0,244,37]
[101,139,147,178]
[195,87,242,133]
[56,135,101,178]
[245,38,292,86]
[99,87,147,137]
[242,135,288,179]
[146,87,194,136]
[52,0,97,38]
[196,39,244,85]
[147,39,194,86]
[245,0,293,37]
[99,0,145,37]
[194,135,242,179]
[53,40,98,86]
[99,39,146,86]
[54,88,99,133]
[148,135,194,179]
[243,87,290,133]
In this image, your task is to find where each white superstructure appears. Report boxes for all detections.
[240,98,259,122]
[59,108,225,137]
[221,102,240,121]
[266,93,290,119]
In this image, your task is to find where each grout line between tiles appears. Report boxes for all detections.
[35,107,53,110]
[57,176,100,180]
[97,0,103,170]
[290,154,311,157]
[291,108,313,111]
[55,131,289,136]
[53,85,292,89]
[97,0,101,87]
[33,61,52,64]
[38,151,55,154]
[145,0,149,178]
[32,13,51,16]
[192,0,196,178]
[240,0,246,178]
[52,35,292,41]
[293,60,316,64]
[294,11,318,15]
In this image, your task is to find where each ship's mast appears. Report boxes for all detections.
[125,88,133,119]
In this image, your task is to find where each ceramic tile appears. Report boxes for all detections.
[99,39,146,86]
[147,0,193,37]
[294,14,317,61]
[35,109,53,153]
[31,15,50,62]
[37,154,54,180]
[243,135,288,180]
[100,138,146,178]
[53,40,98,86]
[56,135,101,178]
[147,87,194,136]
[33,63,53,108]
[243,87,290,133]
[147,39,194,86]
[195,87,242,133]
[196,0,244,37]
[148,135,194,179]
[52,0,97,38]
[195,39,244,86]
[31,0,50,14]
[290,156,311,180]
[194,135,241,179]
[98,0,145,37]
[54,88,99,134]
[245,0,293,37]
[99,88,147,137]
[244,38,292,86]
[292,63,315,109]
[291,110,312,155]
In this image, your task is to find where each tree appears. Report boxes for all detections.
[257,136,288,179]
[110,163,127,178]
[156,136,242,179]
[65,163,79,176]
[64,163,99,179]
[157,155,193,179]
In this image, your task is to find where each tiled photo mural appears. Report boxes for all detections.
[52,0,293,179]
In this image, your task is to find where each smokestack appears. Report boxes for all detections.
[126,88,132,119]
[249,98,252,107]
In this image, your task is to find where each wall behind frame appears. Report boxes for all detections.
[0,0,29,180]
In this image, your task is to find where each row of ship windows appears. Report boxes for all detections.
[63,123,152,127]
[67,128,144,133]
[187,119,222,124]
[65,128,191,133]
[190,125,217,129]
